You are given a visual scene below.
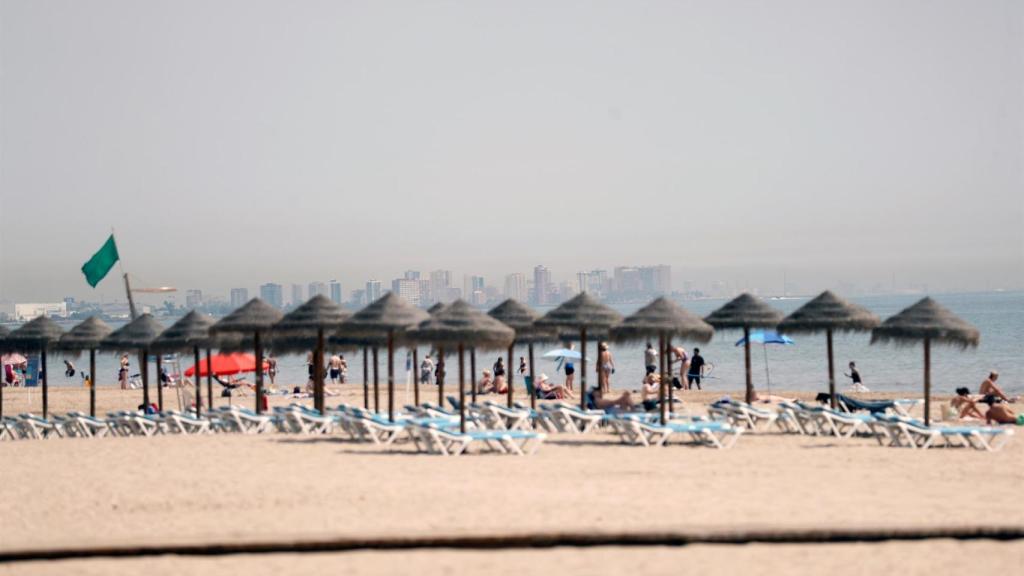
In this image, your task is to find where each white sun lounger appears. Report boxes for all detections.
[410,421,546,456]
[539,402,604,434]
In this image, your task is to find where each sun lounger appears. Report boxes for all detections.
[539,402,604,434]
[409,420,546,456]
[16,413,62,439]
[160,410,214,435]
[609,414,743,449]
[336,408,408,444]
[64,412,113,438]
[871,414,1013,451]
[708,399,779,432]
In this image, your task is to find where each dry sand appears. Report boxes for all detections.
[0,384,1021,575]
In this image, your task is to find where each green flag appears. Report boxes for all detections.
[81,234,120,288]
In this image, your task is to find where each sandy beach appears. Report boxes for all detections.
[0,383,1021,574]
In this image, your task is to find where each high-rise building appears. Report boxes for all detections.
[463,275,485,303]
[308,281,328,299]
[185,289,203,308]
[504,273,527,301]
[613,267,642,296]
[365,280,382,302]
[259,283,284,309]
[532,265,551,305]
[576,269,610,298]
[418,279,432,304]
[351,289,366,308]
[229,288,249,308]
[639,265,671,295]
[290,284,304,306]
[391,278,420,305]
[429,270,453,304]
[329,281,343,305]
[404,270,420,281]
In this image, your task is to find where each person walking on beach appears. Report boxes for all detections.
[119,354,130,389]
[492,357,506,392]
[844,361,868,392]
[328,354,342,384]
[687,348,705,390]
[420,354,435,385]
[267,356,278,385]
[63,359,76,379]
[598,342,615,395]
[644,343,658,375]
[669,346,689,390]
[563,343,576,391]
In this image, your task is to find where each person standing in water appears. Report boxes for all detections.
[687,348,705,390]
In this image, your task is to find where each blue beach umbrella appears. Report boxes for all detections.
[735,331,794,395]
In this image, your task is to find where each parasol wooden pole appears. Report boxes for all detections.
[41,348,49,418]
[372,347,379,412]
[659,334,667,423]
[362,347,369,410]
[89,348,97,417]
[528,343,536,411]
[314,328,326,413]
[193,346,202,417]
[155,353,163,411]
[744,326,753,404]
[827,329,836,409]
[924,337,931,426]
[437,346,445,406]
[205,349,213,410]
[387,330,395,420]
[579,328,587,411]
[458,344,466,433]
[666,335,674,414]
[254,332,264,414]
[139,349,148,411]
[506,342,514,408]
[470,348,477,403]
[413,347,420,406]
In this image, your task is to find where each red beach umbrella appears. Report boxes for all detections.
[186,352,268,378]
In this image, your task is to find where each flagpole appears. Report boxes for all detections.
[111,228,138,321]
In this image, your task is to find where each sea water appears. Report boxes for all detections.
[20,291,1024,397]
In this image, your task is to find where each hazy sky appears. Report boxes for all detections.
[2,0,1022,303]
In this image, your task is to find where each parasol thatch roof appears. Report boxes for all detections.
[100,314,164,351]
[150,311,216,353]
[4,315,65,351]
[272,295,351,353]
[57,316,113,353]
[610,297,714,343]
[534,293,623,338]
[408,300,515,350]
[211,298,284,335]
[487,299,557,344]
[777,291,880,334]
[331,292,428,345]
[871,297,979,348]
[704,293,783,330]
[428,302,447,315]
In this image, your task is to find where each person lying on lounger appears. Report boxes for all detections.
[536,373,573,400]
[590,386,635,411]
[951,387,986,420]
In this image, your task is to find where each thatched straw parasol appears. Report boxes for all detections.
[705,293,783,403]
[535,293,623,410]
[871,297,979,425]
[151,311,215,417]
[778,291,880,408]
[488,299,557,409]
[210,298,283,414]
[611,297,714,422]
[101,313,164,410]
[57,316,113,417]
[5,316,66,418]
[274,295,351,413]
[332,293,428,421]
[409,300,514,431]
